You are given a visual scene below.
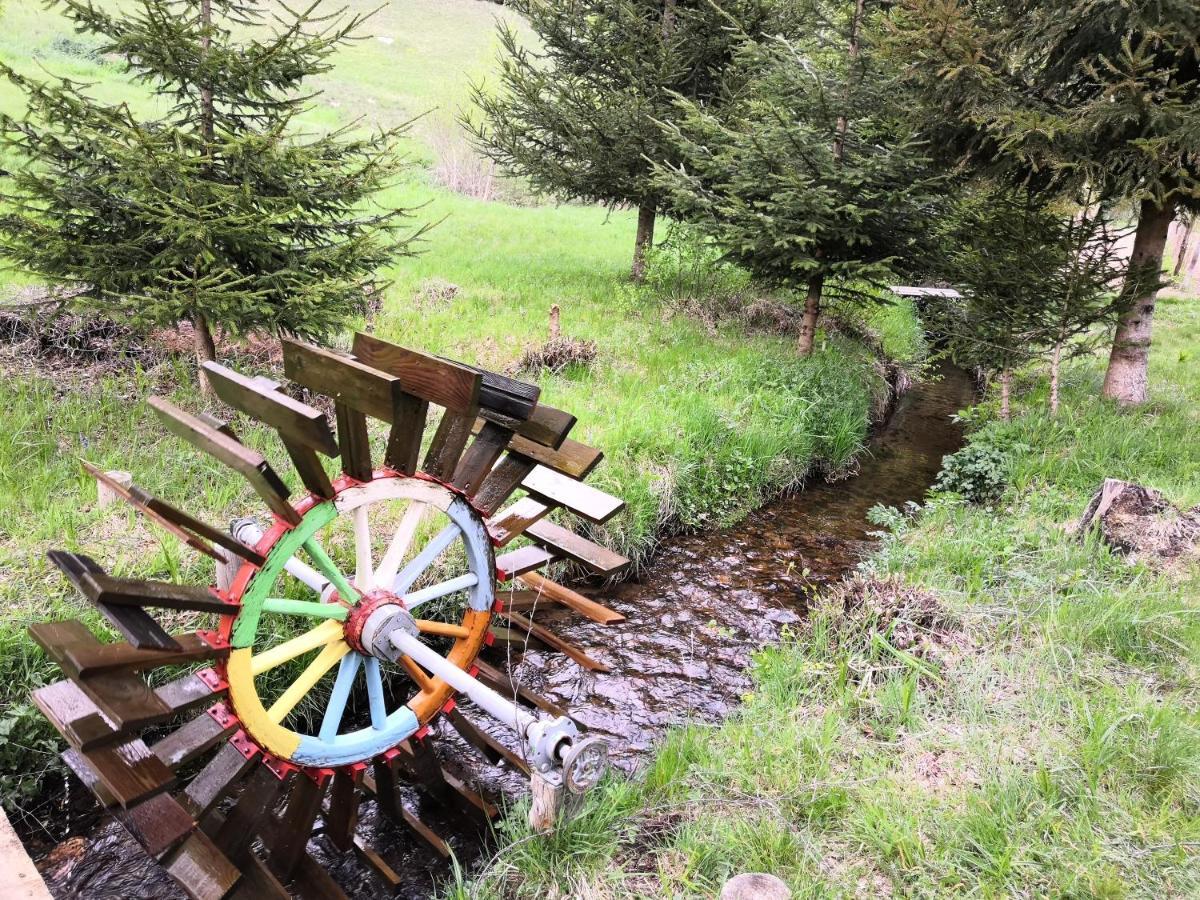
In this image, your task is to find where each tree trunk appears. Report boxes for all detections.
[999,368,1011,421]
[1101,198,1176,406]
[1049,341,1062,416]
[631,203,656,282]
[192,311,217,394]
[1172,217,1192,277]
[832,0,866,162]
[797,274,823,356]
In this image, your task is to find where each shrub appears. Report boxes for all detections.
[934,442,1010,503]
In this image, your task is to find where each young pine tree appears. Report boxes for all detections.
[655,2,940,354]
[0,1,421,384]
[889,0,1200,405]
[466,0,781,281]
[933,189,1126,418]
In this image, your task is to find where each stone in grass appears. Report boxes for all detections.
[720,872,791,899]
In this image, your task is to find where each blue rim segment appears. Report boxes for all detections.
[294,704,420,767]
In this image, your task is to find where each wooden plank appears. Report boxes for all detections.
[149,396,300,525]
[197,413,240,441]
[156,672,225,716]
[181,742,257,820]
[523,520,631,576]
[293,852,350,900]
[163,831,241,900]
[32,680,121,751]
[203,362,338,455]
[422,411,475,480]
[60,632,229,678]
[473,404,575,451]
[440,768,498,819]
[0,804,53,900]
[227,852,292,900]
[445,707,530,774]
[474,454,538,517]
[521,465,624,524]
[383,393,428,475]
[452,420,512,495]
[152,713,237,770]
[359,771,451,858]
[80,736,177,808]
[47,550,181,651]
[462,366,539,423]
[487,497,553,546]
[323,767,362,853]
[370,753,402,821]
[352,835,411,881]
[494,545,556,580]
[112,791,196,858]
[334,403,373,480]
[134,487,266,565]
[29,621,172,729]
[282,338,403,423]
[90,573,233,615]
[517,570,626,625]
[509,434,604,480]
[281,437,336,499]
[351,333,482,414]
[214,766,290,859]
[62,748,116,808]
[498,609,611,672]
[263,775,327,877]
[473,659,569,718]
[82,461,222,562]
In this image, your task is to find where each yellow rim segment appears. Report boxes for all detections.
[226,647,302,759]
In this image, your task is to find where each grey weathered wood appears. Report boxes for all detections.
[202,362,338,455]
[521,465,624,523]
[524,519,630,576]
[494,545,556,579]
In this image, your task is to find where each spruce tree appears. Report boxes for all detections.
[932,188,1126,418]
[0,0,421,383]
[654,1,940,354]
[467,0,781,281]
[888,0,1200,405]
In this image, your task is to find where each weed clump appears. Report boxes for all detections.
[815,575,964,675]
[515,335,598,375]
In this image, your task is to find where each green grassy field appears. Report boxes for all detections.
[0,1,922,808]
[459,298,1199,898]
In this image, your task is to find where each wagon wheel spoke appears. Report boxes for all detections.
[266,638,350,723]
[317,652,362,741]
[261,598,349,620]
[414,620,471,639]
[403,573,478,611]
[393,522,461,595]
[302,537,360,602]
[250,620,343,676]
[363,656,388,730]
[374,500,427,589]
[352,506,373,588]
[398,653,434,693]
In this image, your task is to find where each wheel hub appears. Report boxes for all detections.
[343,588,413,656]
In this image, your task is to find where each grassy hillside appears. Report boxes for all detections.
[462,298,1200,898]
[0,1,921,808]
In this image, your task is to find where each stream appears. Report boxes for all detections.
[28,362,975,899]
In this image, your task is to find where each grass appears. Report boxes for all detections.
[0,1,918,812]
[460,297,1200,898]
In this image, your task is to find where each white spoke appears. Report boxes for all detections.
[374,500,427,590]
[404,573,478,611]
[353,505,373,589]
[393,523,461,595]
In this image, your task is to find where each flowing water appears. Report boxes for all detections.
[28,363,974,899]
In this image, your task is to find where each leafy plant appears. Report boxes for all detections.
[933,442,1010,503]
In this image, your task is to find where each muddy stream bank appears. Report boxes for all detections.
[28,362,975,899]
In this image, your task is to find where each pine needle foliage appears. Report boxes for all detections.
[886,0,1200,404]
[654,2,942,353]
[0,0,422,360]
[465,0,784,280]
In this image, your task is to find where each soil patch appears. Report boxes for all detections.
[1077,478,1200,572]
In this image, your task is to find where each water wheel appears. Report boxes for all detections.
[29,334,629,899]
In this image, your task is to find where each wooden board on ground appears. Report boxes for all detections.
[498,609,611,672]
[517,571,625,625]
[0,804,53,900]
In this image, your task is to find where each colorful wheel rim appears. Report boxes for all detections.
[219,471,495,769]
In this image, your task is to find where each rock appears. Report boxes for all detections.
[720,872,791,900]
